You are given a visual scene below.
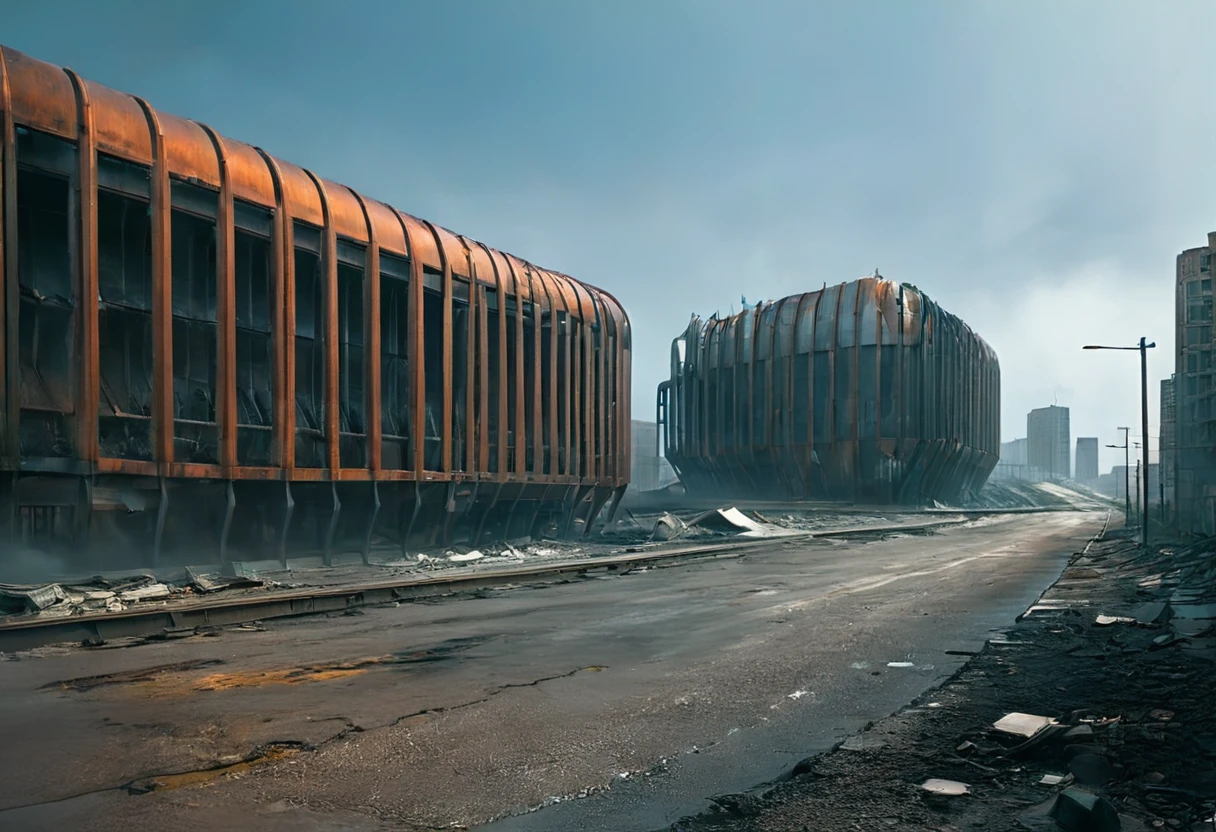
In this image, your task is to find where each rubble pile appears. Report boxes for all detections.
[0,570,269,620]
[670,529,1216,832]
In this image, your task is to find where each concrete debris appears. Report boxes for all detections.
[650,513,688,542]
[1039,773,1074,786]
[0,583,67,613]
[921,778,970,796]
[1048,787,1123,832]
[447,551,485,563]
[994,712,1058,738]
[117,583,171,603]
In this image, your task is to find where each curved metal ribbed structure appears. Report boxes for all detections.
[0,44,630,565]
[657,277,999,505]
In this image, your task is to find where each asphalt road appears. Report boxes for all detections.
[0,511,1106,832]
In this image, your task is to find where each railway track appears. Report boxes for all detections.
[0,515,979,653]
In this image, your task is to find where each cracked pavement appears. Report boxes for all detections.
[0,512,1105,831]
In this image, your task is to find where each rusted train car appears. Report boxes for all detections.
[0,45,631,567]
[657,277,998,504]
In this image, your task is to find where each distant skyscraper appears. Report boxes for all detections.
[1027,406,1070,480]
[1075,437,1099,482]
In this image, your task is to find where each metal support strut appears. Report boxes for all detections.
[219,480,236,563]
[279,481,294,568]
[324,481,341,566]
[362,481,380,566]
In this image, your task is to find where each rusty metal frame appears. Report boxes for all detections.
[0,45,634,557]
[400,214,426,476]
[350,189,381,475]
[507,258,526,477]
[255,149,292,470]
[133,97,174,470]
[198,124,237,471]
[418,220,452,475]
[0,51,16,464]
[301,170,340,475]
[64,70,99,465]
[463,243,477,476]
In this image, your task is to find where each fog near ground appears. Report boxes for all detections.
[5,0,1212,473]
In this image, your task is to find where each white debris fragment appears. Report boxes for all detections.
[993,712,1057,738]
[921,778,970,796]
[448,551,485,563]
[117,583,171,603]
[1094,614,1135,626]
[787,690,809,700]
[887,661,915,668]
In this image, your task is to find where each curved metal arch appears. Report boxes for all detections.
[132,95,174,467]
[348,186,381,474]
[196,122,237,470]
[301,168,339,473]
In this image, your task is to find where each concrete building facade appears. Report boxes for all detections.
[1161,375,1176,522]
[1175,234,1216,534]
[1075,437,1099,482]
[1027,406,1071,480]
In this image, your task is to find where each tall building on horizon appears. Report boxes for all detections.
[1075,437,1099,482]
[1176,234,1216,533]
[1027,405,1070,480]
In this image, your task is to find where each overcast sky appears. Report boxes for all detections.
[6,1,1212,474]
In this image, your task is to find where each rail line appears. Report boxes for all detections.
[0,516,982,653]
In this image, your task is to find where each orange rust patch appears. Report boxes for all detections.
[128,745,300,794]
[193,662,379,691]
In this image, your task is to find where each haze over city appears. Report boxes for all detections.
[4,0,1208,473]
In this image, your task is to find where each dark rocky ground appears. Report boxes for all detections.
[666,527,1216,832]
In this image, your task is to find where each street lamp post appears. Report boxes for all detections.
[1084,338,1155,547]
[1106,427,1130,524]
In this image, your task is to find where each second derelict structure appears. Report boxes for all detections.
[657,277,1000,505]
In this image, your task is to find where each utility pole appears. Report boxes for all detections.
[1084,338,1155,547]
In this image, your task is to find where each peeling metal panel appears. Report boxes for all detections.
[661,277,998,504]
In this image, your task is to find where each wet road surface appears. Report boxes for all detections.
[0,511,1105,831]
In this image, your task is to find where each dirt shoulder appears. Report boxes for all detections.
[667,526,1216,832]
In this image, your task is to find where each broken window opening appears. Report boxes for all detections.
[505,297,519,473]
[540,305,554,473]
[421,268,444,471]
[522,300,537,473]
[337,245,366,469]
[556,310,569,475]
[16,164,75,458]
[486,288,501,473]
[97,182,154,461]
[293,226,325,468]
[234,208,274,466]
[170,187,220,464]
[451,280,471,472]
[379,253,411,470]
